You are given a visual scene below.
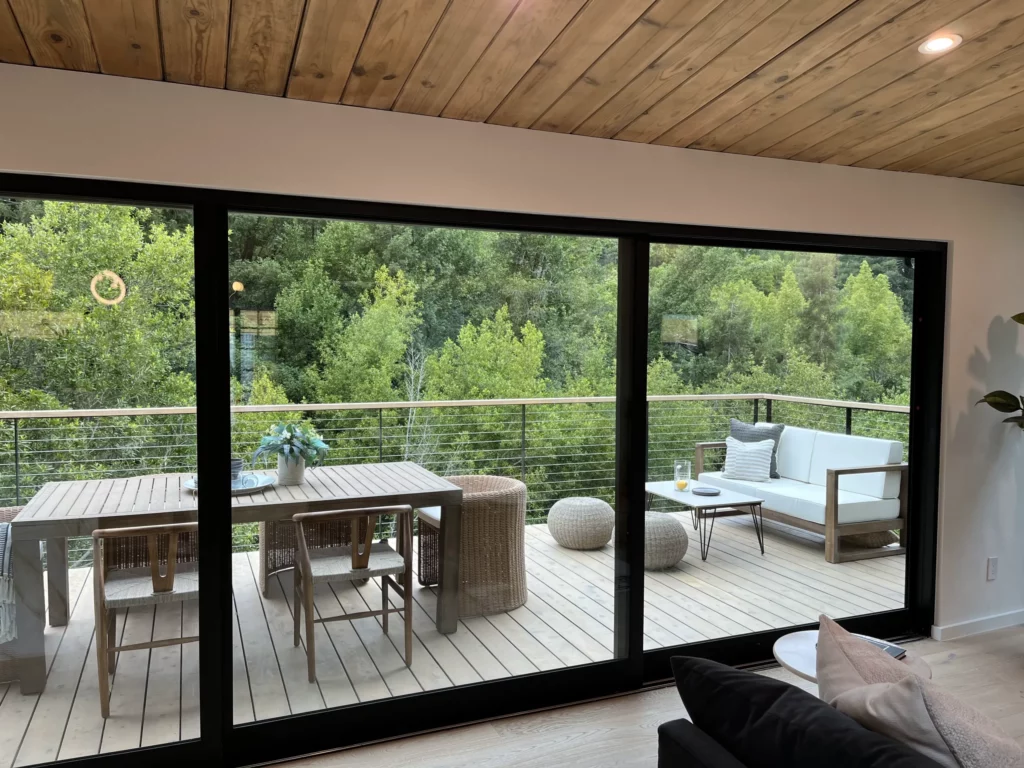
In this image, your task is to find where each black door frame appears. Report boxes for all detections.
[0,172,943,768]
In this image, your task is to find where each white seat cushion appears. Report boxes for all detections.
[104,565,199,609]
[775,426,817,483]
[698,472,900,525]
[306,541,406,583]
[417,506,441,526]
[808,432,903,499]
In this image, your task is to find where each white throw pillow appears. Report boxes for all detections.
[722,436,773,482]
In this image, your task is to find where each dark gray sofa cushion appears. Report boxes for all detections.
[729,419,785,478]
[659,718,746,768]
[670,657,944,768]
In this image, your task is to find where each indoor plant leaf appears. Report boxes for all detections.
[976,391,1022,413]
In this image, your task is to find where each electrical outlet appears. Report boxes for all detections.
[987,557,998,581]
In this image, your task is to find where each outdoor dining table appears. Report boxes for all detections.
[9,461,463,694]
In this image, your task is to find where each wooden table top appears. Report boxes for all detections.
[12,462,462,540]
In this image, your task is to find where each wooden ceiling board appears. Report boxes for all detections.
[690,0,985,154]
[394,0,521,117]
[82,0,162,80]
[792,18,1024,165]
[486,0,656,129]
[0,0,31,64]
[872,112,1022,173]
[441,0,591,122]
[967,152,1024,182]
[618,0,857,144]
[653,0,919,149]
[856,91,1024,171]
[8,0,97,71]
[286,0,376,103]
[917,124,1024,177]
[3,0,1024,185]
[860,69,1024,169]
[947,138,1024,178]
[531,0,727,134]
[158,0,229,87]
[747,0,1017,159]
[226,0,306,96]
[574,0,788,139]
[342,0,450,110]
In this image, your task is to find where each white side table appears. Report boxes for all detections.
[773,630,932,685]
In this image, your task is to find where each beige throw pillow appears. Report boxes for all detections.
[816,614,913,703]
[833,675,1023,768]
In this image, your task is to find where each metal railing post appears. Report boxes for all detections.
[520,404,527,482]
[13,418,20,506]
[765,398,773,423]
[752,398,759,423]
[846,407,853,435]
[378,408,384,462]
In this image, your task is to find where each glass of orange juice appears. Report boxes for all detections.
[674,459,691,491]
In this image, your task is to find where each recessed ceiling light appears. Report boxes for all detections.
[918,34,962,54]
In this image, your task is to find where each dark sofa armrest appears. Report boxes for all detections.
[659,719,747,768]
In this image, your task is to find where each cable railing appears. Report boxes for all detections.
[0,394,910,562]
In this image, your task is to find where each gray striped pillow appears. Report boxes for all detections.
[722,436,774,482]
[730,419,785,478]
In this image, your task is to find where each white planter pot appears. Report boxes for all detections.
[277,455,306,485]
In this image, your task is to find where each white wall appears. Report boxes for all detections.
[2,64,1023,638]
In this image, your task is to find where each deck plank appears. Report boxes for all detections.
[11,521,904,755]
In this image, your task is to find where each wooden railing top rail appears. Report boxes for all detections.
[0,393,910,421]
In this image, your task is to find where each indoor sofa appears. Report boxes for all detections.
[695,426,906,563]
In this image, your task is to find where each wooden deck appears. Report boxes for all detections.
[0,513,904,765]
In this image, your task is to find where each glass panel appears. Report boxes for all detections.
[645,245,910,647]
[227,214,618,719]
[0,200,198,763]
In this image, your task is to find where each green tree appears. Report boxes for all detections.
[837,262,912,400]
[425,306,546,401]
[794,253,840,369]
[316,267,421,404]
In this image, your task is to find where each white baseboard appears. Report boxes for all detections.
[931,609,1024,641]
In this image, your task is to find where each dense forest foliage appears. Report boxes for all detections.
[0,202,912,529]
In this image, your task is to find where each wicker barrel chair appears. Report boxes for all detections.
[0,507,21,684]
[418,475,527,618]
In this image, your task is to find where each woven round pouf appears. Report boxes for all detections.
[548,497,614,550]
[644,512,688,570]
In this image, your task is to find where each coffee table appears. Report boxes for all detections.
[773,630,932,685]
[645,481,764,561]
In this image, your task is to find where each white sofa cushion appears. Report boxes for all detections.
[808,432,903,499]
[775,426,817,483]
[698,471,900,525]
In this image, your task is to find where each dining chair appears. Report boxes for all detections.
[92,522,199,718]
[293,506,413,683]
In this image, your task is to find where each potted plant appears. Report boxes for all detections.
[253,422,329,486]
[977,313,1024,427]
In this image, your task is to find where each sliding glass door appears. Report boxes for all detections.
[0,174,943,768]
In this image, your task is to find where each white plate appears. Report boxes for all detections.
[184,474,276,496]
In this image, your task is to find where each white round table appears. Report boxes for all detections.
[773,630,932,683]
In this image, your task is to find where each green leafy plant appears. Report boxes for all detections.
[977,313,1024,428]
[252,422,329,465]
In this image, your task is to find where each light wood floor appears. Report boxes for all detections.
[0,514,904,766]
[292,628,1024,768]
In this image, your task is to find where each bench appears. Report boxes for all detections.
[695,426,907,564]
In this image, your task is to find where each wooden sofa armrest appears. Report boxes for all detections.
[694,441,728,476]
[824,463,908,563]
[830,463,908,476]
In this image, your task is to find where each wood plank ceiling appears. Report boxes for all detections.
[3,0,1024,186]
